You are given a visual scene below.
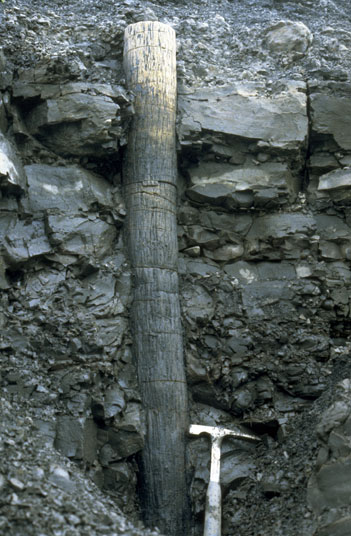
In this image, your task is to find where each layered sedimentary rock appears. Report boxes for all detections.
[1,1,351,536]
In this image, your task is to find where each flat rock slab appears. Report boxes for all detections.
[23,88,123,157]
[224,260,296,283]
[311,92,351,151]
[247,213,316,240]
[24,164,113,213]
[178,81,308,152]
[315,214,350,241]
[186,161,298,208]
[318,168,351,202]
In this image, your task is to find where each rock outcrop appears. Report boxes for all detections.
[1,1,351,535]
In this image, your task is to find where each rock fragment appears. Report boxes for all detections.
[178,81,308,153]
[265,20,313,55]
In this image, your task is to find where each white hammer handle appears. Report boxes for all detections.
[204,437,222,536]
[204,480,221,536]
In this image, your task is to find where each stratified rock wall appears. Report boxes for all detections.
[1,1,351,535]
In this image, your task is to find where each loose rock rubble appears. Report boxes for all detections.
[1,1,351,535]
[0,396,158,536]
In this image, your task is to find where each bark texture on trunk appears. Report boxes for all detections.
[123,22,189,536]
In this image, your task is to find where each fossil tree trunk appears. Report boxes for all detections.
[123,22,189,536]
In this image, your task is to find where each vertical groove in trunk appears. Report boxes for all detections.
[123,22,189,536]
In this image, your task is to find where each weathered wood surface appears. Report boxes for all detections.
[123,22,189,536]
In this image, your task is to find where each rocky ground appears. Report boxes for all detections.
[1,0,351,535]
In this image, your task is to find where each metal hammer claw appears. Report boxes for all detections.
[189,424,260,536]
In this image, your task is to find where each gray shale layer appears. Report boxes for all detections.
[1,1,351,535]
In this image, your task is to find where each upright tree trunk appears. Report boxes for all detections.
[123,22,189,536]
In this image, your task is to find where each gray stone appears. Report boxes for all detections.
[184,246,201,257]
[224,261,259,282]
[178,82,308,152]
[186,353,208,384]
[226,339,248,359]
[311,93,351,151]
[13,81,128,102]
[103,461,136,496]
[247,213,316,240]
[318,169,351,201]
[48,464,75,493]
[204,243,244,262]
[340,155,351,166]
[186,225,220,250]
[309,153,339,172]
[308,458,351,512]
[54,417,97,463]
[319,241,342,260]
[0,132,27,195]
[0,95,8,134]
[108,429,144,460]
[221,451,256,490]
[0,256,9,289]
[25,164,114,213]
[182,258,219,277]
[257,262,296,281]
[83,272,125,316]
[178,204,200,226]
[186,161,298,208]
[327,262,351,283]
[191,382,223,409]
[186,180,234,207]
[94,317,129,350]
[3,219,51,265]
[33,419,56,448]
[328,428,351,459]
[182,285,215,323]
[117,403,145,434]
[25,92,121,157]
[104,387,126,419]
[199,212,252,236]
[315,517,351,536]
[93,387,126,422]
[46,214,116,259]
[225,261,295,282]
[315,214,350,241]
[241,281,294,318]
[316,380,351,440]
[265,20,313,55]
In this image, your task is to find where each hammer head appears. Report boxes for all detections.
[189,424,259,442]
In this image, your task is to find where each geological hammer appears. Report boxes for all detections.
[189,424,260,536]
